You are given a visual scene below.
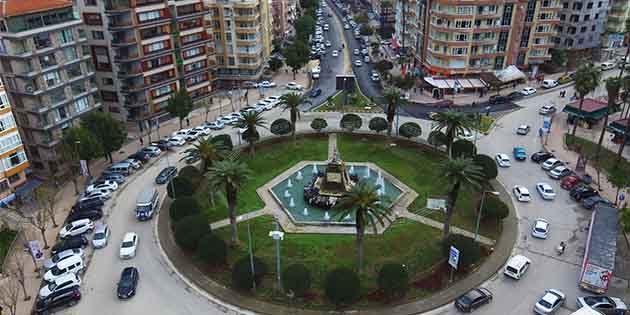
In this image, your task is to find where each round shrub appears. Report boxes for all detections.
[399,122,422,139]
[174,214,210,251]
[282,263,312,297]
[232,256,267,290]
[452,139,476,158]
[368,117,388,133]
[270,118,292,135]
[197,233,227,266]
[311,118,328,132]
[340,114,362,132]
[473,154,498,179]
[167,176,194,198]
[169,196,201,222]
[441,234,481,270]
[325,267,361,306]
[482,194,509,221]
[428,130,447,148]
[212,134,233,151]
[378,263,409,301]
[178,165,203,186]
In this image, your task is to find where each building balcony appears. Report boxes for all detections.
[111,35,138,46]
[114,51,141,62]
[235,14,260,22]
[117,64,144,77]
[108,19,135,30]
[105,0,132,12]
[123,93,148,108]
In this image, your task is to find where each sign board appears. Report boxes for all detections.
[580,262,612,291]
[448,246,460,269]
[426,198,447,211]
[542,116,552,132]
[28,240,44,261]
[335,75,355,91]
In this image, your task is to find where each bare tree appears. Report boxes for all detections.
[27,208,51,250]
[8,257,30,301]
[34,185,60,228]
[0,278,20,315]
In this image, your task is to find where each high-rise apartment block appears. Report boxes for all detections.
[0,0,100,176]
[555,0,609,62]
[207,0,273,85]
[601,0,629,58]
[0,80,29,199]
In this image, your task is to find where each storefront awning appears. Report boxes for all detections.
[562,98,609,120]
[607,118,629,134]
[423,77,488,90]
[494,65,526,83]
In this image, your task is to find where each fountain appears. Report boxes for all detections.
[324,211,330,220]
[312,164,318,174]
[344,214,351,221]
[296,171,303,181]
[349,165,355,174]
[287,179,293,188]
[284,190,291,198]
[303,150,357,209]
[289,197,295,208]
[303,208,309,216]
[364,167,370,179]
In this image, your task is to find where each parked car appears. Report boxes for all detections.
[539,104,557,115]
[576,295,628,315]
[206,120,225,130]
[167,136,186,146]
[558,74,573,84]
[286,82,303,90]
[44,255,84,282]
[259,81,276,88]
[43,249,84,270]
[542,79,559,89]
[39,273,81,299]
[531,151,554,163]
[495,153,511,167]
[548,165,573,179]
[120,232,139,259]
[488,95,508,105]
[81,190,111,201]
[533,289,565,314]
[570,184,599,201]
[516,125,531,135]
[59,219,94,239]
[541,158,563,170]
[140,146,161,157]
[581,195,614,210]
[454,287,493,312]
[183,130,201,141]
[127,152,150,163]
[73,199,104,212]
[504,254,531,280]
[33,287,81,314]
[192,126,210,136]
[51,236,88,255]
[66,209,103,223]
[309,88,322,98]
[507,91,525,101]
[513,147,527,161]
[123,158,142,169]
[155,166,177,184]
[354,59,362,67]
[513,185,531,202]
[86,181,118,193]
[600,61,616,71]
[92,223,110,249]
[99,173,126,184]
[561,175,581,190]
[150,139,171,151]
[521,87,537,96]
[531,218,550,239]
[536,182,556,200]
[117,267,140,299]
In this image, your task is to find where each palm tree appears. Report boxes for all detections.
[571,62,602,136]
[181,136,227,172]
[439,158,487,241]
[432,111,474,159]
[278,92,311,140]
[334,181,393,273]
[595,77,622,163]
[235,111,267,155]
[207,159,251,245]
[382,88,406,136]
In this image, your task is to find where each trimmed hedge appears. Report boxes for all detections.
[368,117,388,133]
[174,214,211,251]
[178,165,203,186]
[340,114,362,132]
[473,154,498,180]
[197,233,227,266]
[482,194,509,221]
[213,134,233,151]
[311,118,328,132]
[282,263,312,297]
[399,122,422,139]
[452,139,476,158]
[232,256,267,290]
[378,263,409,301]
[169,196,202,222]
[167,176,194,198]
[270,118,292,135]
[325,267,361,306]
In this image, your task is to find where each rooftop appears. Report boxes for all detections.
[0,0,72,18]
[565,98,608,113]
[586,204,618,269]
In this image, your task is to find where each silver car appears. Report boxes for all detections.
[534,289,565,314]
[92,223,110,249]
[43,249,85,270]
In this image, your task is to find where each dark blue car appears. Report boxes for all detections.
[309,88,322,98]
[155,166,177,184]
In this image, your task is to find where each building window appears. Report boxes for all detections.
[145,41,168,53]
[182,47,203,58]
[39,54,57,68]
[83,13,102,26]
[586,2,593,8]
[560,14,566,21]
[153,84,173,97]
[138,10,161,22]
[0,180,8,192]
[181,33,203,44]
[597,1,602,7]
[43,71,61,87]
[84,0,97,5]
[8,173,21,184]
[74,97,89,113]
[64,47,78,61]
[563,2,569,8]
[59,29,74,44]
[66,63,83,79]
[101,91,118,102]
[0,93,8,108]
[0,114,16,131]
[144,55,172,70]
[580,26,587,33]
[92,31,104,40]
[0,134,21,152]
[184,60,206,72]
[572,2,582,9]
[451,47,468,55]
[584,14,590,21]
[595,13,599,19]
[92,46,111,71]
[591,25,596,31]
[33,33,52,50]
[578,38,584,44]
[186,73,207,86]
[102,78,114,85]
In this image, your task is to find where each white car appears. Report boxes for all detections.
[39,273,81,299]
[457,129,474,141]
[531,218,550,239]
[266,95,280,104]
[286,82,303,91]
[259,81,276,88]
[120,232,138,259]
[535,182,556,200]
[353,48,360,55]
[171,129,190,138]
[521,87,537,96]
[344,24,350,29]
[183,130,201,141]
[43,255,84,282]
[371,73,380,82]
[92,223,110,249]
[140,146,161,157]
[123,158,142,169]
[541,79,559,89]
[167,136,186,146]
[600,61,616,70]
[218,116,237,125]
[192,126,210,136]
[325,40,331,47]
[364,55,370,63]
[332,50,339,57]
[59,219,94,239]
[541,158,563,171]
[533,289,565,314]
[576,296,628,314]
[495,154,511,168]
[83,189,112,200]
[548,165,572,179]
[206,120,225,130]
[43,249,84,270]
[86,181,118,193]
[539,104,557,115]
[513,185,531,202]
[354,60,362,67]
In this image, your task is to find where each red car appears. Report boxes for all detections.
[561,175,581,190]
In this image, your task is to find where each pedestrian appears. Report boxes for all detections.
[139,137,144,146]
[513,82,517,89]
[186,118,190,126]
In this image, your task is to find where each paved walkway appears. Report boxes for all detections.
[327,133,337,158]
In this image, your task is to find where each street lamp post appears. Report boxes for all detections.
[474,191,500,241]
[269,220,285,292]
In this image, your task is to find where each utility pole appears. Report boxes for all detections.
[269,220,285,292]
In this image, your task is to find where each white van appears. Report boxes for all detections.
[600,61,616,71]
[504,254,531,280]
[136,187,159,221]
[44,255,84,282]
[108,162,132,176]
[542,79,559,89]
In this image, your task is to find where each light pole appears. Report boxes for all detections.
[268,220,284,292]
[474,190,500,241]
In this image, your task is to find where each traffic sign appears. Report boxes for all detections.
[448,246,460,269]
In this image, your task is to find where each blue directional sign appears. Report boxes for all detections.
[448,246,460,269]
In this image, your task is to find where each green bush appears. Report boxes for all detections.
[452,139,476,158]
[441,234,481,270]
[197,233,227,266]
[340,114,362,132]
[428,130,447,148]
[212,134,233,151]
[311,118,328,132]
[178,165,203,186]
[473,154,498,179]
[399,122,422,139]
[482,194,509,221]
[241,128,260,143]
[378,263,409,301]
[169,196,202,222]
[325,267,361,306]
[282,263,311,296]
[167,176,194,198]
[231,256,267,290]
[270,118,292,135]
[174,214,210,251]
[368,117,388,133]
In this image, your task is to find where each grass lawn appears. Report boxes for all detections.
[213,215,443,307]
[0,229,17,268]
[315,84,383,113]
[336,134,499,239]
[565,133,630,178]
[201,135,328,223]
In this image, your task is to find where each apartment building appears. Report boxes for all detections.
[555,0,609,63]
[0,80,29,201]
[399,0,560,76]
[272,0,289,39]
[207,0,273,85]
[601,0,629,59]
[0,0,100,176]
[74,0,216,127]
